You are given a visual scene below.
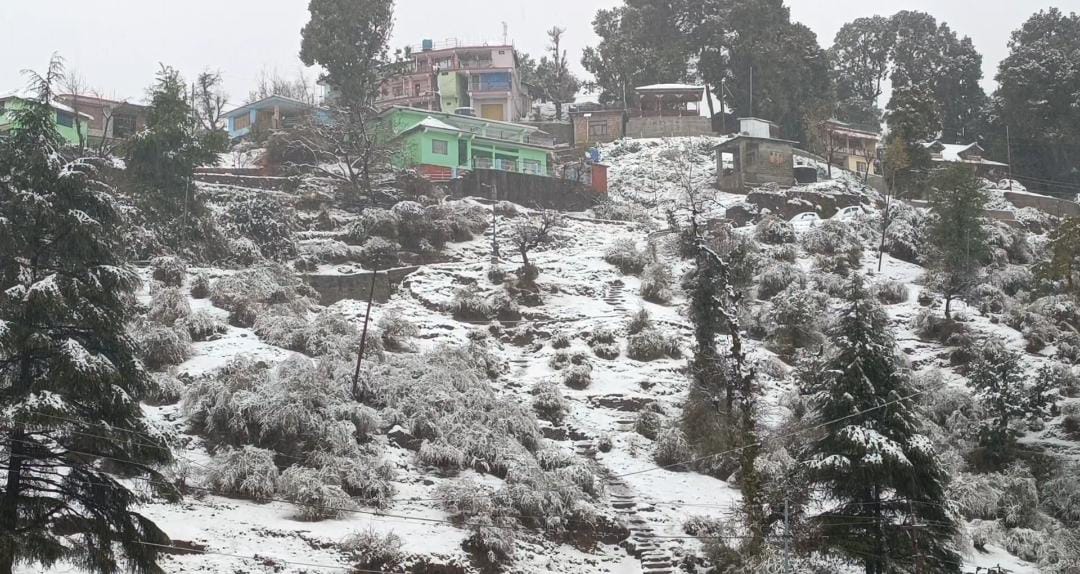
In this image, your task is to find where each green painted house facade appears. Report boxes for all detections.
[380,106,553,181]
[0,96,92,146]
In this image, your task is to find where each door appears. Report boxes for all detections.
[480,103,504,121]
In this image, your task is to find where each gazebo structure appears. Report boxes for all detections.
[633,84,705,117]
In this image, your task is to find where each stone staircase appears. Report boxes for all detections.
[603,279,630,314]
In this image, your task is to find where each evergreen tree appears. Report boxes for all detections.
[300,0,395,110]
[991,8,1080,193]
[830,15,894,125]
[802,276,961,574]
[935,32,987,144]
[966,341,1054,468]
[926,164,989,318]
[1037,217,1080,293]
[124,65,220,252]
[535,27,581,120]
[0,58,174,574]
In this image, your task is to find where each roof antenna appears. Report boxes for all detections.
[502,22,508,45]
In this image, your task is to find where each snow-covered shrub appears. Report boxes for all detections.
[640,260,674,303]
[756,262,803,300]
[634,407,662,440]
[627,307,651,335]
[754,215,795,245]
[228,299,258,328]
[532,381,568,424]
[209,264,316,313]
[802,220,863,259]
[418,439,467,469]
[1006,528,1052,563]
[203,446,280,500]
[493,200,519,218]
[626,324,681,361]
[358,237,400,270]
[990,265,1034,297]
[562,363,594,390]
[190,272,210,299]
[303,311,367,358]
[297,239,354,264]
[341,528,404,571]
[952,472,1004,520]
[377,310,417,352]
[1043,469,1080,525]
[597,434,613,453]
[135,325,191,370]
[765,284,827,359]
[307,449,394,506]
[150,256,186,287]
[253,311,311,351]
[549,350,589,371]
[770,243,798,263]
[277,465,353,521]
[587,325,620,359]
[551,332,571,349]
[147,372,185,406]
[970,519,1004,551]
[872,280,909,305]
[882,202,927,264]
[973,283,1012,315]
[604,238,647,275]
[653,426,692,467]
[361,208,400,240]
[225,195,299,261]
[147,287,191,327]
[466,522,517,564]
[177,309,224,342]
[449,284,520,322]
[911,308,968,344]
[224,237,263,265]
[590,199,650,223]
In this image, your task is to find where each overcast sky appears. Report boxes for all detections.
[2,0,1076,108]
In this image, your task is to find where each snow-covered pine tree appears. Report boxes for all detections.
[802,275,961,574]
[0,59,174,574]
[927,164,989,319]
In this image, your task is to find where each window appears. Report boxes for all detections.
[113,114,136,138]
[588,122,608,138]
[392,85,404,97]
[431,139,448,155]
[234,113,251,130]
[56,110,74,128]
[856,161,867,174]
[523,159,541,174]
[413,82,422,95]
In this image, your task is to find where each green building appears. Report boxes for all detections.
[380,106,554,181]
[0,95,93,146]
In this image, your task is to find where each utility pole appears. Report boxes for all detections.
[749,65,753,118]
[1006,125,1014,191]
[350,268,380,399]
[783,499,793,574]
[490,181,499,263]
[720,78,726,134]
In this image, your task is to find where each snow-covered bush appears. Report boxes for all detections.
[882,202,927,264]
[627,307,651,335]
[532,381,568,424]
[634,407,662,440]
[176,309,224,342]
[341,528,404,571]
[209,264,316,313]
[150,256,186,287]
[134,325,191,370]
[493,200,519,218]
[587,325,620,359]
[549,350,589,370]
[308,448,394,505]
[227,299,258,328]
[224,195,299,261]
[418,439,467,469]
[449,284,520,322]
[801,220,864,259]
[190,272,210,299]
[203,446,280,500]
[563,363,594,390]
[911,308,969,344]
[974,283,1013,315]
[297,238,355,264]
[765,284,826,359]
[626,324,681,361]
[1043,469,1080,525]
[597,434,613,452]
[147,287,192,327]
[277,465,353,521]
[224,237,263,265]
[640,260,674,303]
[146,372,185,406]
[590,199,650,223]
[770,243,798,263]
[970,519,1004,551]
[653,426,692,467]
[1005,528,1052,563]
[551,332,571,349]
[990,265,1034,297]
[358,237,400,270]
[872,280,909,305]
[377,310,417,352]
[756,262,803,300]
[604,238,647,275]
[754,215,795,244]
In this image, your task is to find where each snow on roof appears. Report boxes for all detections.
[408,115,463,133]
[922,141,1008,167]
[222,95,318,118]
[0,90,94,120]
[635,83,704,92]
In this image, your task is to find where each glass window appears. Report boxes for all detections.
[56,110,74,128]
[234,114,251,130]
[113,114,137,138]
[523,159,541,174]
[588,122,608,137]
[431,139,448,155]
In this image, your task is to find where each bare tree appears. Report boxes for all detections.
[194,70,228,132]
[509,210,563,281]
[248,67,317,105]
[61,70,89,152]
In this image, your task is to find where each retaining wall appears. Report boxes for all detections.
[626,116,713,138]
[302,266,420,306]
[449,169,601,211]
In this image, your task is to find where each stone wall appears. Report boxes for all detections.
[725,189,870,225]
[626,116,713,139]
[1004,191,1080,217]
[520,121,574,146]
[193,172,300,192]
[449,169,601,211]
[302,266,420,306]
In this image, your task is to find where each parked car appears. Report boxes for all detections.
[834,205,876,221]
[789,211,822,230]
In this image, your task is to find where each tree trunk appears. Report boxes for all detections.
[0,358,32,574]
[554,101,563,121]
[944,295,952,320]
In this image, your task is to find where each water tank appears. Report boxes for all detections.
[454,107,476,117]
[421,39,434,51]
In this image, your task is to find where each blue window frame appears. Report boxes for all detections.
[56,110,74,128]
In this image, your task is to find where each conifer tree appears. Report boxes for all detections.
[1037,217,1080,293]
[0,58,174,574]
[926,164,989,319]
[802,276,961,574]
